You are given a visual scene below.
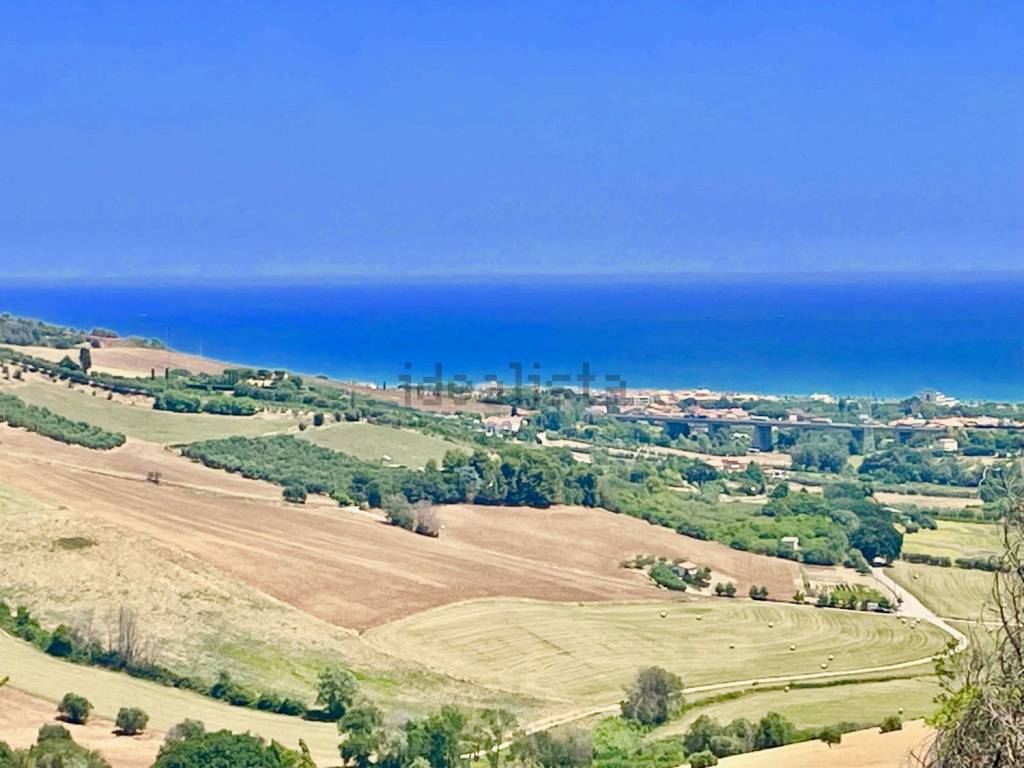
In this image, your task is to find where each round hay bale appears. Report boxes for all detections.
[784,685,790,692]
[789,644,796,651]
[696,615,702,621]
[820,662,828,669]
[660,611,667,618]
[828,654,835,661]
[768,622,774,628]
[729,643,735,649]
[898,707,904,715]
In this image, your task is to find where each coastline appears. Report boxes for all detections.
[2,278,1023,402]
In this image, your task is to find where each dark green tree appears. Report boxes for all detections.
[316,666,359,720]
[153,730,314,768]
[621,666,684,725]
[405,706,468,768]
[515,728,592,768]
[115,707,149,735]
[849,517,903,563]
[818,725,842,748]
[753,712,795,750]
[338,702,383,768]
[58,692,92,724]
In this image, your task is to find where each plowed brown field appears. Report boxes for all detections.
[0,426,800,631]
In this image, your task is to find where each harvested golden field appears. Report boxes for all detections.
[0,428,802,632]
[0,686,160,768]
[0,425,293,503]
[715,719,933,768]
[0,483,360,698]
[0,641,341,767]
[364,599,948,705]
[0,465,532,719]
[1,342,229,378]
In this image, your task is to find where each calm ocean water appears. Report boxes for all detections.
[2,279,1022,401]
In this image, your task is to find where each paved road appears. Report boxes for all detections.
[872,567,967,650]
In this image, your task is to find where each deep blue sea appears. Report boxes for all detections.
[2,278,1022,401]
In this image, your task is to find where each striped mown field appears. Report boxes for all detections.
[365,598,949,705]
[889,562,997,621]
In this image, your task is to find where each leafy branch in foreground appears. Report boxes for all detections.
[921,462,1024,767]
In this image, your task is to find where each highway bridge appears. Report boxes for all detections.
[610,412,968,452]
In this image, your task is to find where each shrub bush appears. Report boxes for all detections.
[880,715,903,733]
[689,750,719,768]
[115,707,149,735]
[57,692,92,724]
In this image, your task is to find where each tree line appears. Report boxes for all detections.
[181,435,601,510]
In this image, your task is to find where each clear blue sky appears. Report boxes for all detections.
[2,2,1021,281]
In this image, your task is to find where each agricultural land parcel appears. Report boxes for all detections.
[297,419,464,468]
[365,599,948,705]
[901,520,1004,561]
[1,376,297,444]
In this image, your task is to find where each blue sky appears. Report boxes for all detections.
[1,2,1021,280]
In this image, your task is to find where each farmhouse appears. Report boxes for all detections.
[483,414,525,435]
[671,561,700,577]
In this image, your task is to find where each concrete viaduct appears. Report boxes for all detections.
[610,412,952,452]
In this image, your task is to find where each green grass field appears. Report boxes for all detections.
[298,420,463,467]
[652,675,939,738]
[902,520,1004,561]
[6,380,297,444]
[889,562,996,621]
[365,599,948,706]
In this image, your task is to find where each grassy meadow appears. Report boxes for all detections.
[298,420,462,468]
[889,562,997,621]
[654,674,939,737]
[902,520,1003,561]
[5,379,298,444]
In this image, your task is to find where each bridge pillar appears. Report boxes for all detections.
[851,427,875,454]
[664,421,690,439]
[752,425,774,452]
